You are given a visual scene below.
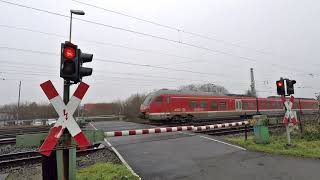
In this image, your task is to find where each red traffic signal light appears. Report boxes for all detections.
[277,81,283,87]
[276,80,285,95]
[63,47,76,59]
[60,42,78,82]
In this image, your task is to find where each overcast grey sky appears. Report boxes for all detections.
[0,0,319,105]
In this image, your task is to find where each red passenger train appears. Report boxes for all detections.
[140,89,319,121]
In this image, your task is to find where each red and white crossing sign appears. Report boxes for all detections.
[38,80,91,156]
[281,96,298,125]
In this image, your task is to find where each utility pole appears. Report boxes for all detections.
[17,81,21,121]
[250,68,256,97]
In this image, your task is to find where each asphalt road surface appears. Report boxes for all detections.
[88,120,320,180]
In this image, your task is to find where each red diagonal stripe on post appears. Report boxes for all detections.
[40,80,59,100]
[290,96,295,103]
[73,132,91,149]
[73,82,89,100]
[38,126,64,156]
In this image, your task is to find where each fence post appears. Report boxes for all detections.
[245,125,248,141]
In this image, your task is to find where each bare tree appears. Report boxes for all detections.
[179,83,229,95]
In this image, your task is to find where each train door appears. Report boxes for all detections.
[164,96,171,114]
[235,99,242,112]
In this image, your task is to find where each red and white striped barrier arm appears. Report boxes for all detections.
[104,121,249,137]
[193,121,249,131]
[105,126,194,137]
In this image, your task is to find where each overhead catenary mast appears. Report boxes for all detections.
[250,68,257,97]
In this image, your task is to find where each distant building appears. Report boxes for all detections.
[83,103,116,115]
[83,103,113,111]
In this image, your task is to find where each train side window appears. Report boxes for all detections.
[260,101,265,109]
[249,102,255,109]
[200,101,208,108]
[243,102,248,110]
[219,102,226,110]
[166,97,170,104]
[190,101,197,108]
[155,96,163,103]
[211,102,218,110]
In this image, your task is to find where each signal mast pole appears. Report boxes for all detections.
[250,68,256,97]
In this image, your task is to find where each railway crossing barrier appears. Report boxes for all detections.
[104,120,249,137]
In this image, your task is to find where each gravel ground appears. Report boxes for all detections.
[0,145,36,155]
[0,147,121,180]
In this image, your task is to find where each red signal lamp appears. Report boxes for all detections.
[63,47,76,59]
[277,81,283,87]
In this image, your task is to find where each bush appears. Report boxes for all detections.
[303,125,320,141]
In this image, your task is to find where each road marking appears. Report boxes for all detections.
[180,131,247,151]
[89,122,141,179]
[89,122,97,130]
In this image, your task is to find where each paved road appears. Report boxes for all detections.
[88,121,320,180]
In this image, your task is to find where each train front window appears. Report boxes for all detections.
[143,94,153,105]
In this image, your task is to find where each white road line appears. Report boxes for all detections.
[104,138,141,180]
[89,122,97,130]
[180,131,247,151]
[89,122,141,179]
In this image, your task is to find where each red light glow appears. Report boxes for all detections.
[63,47,76,59]
[277,81,283,87]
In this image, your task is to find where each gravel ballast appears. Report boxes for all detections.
[0,147,121,180]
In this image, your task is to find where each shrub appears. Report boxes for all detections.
[303,125,320,141]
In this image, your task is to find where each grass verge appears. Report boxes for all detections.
[226,135,320,159]
[77,162,139,180]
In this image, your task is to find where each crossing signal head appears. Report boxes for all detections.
[60,41,93,83]
[60,42,79,82]
[286,79,296,95]
[276,79,285,95]
[78,49,93,80]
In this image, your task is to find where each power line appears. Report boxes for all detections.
[0,45,318,88]
[0,0,313,75]
[71,0,285,58]
[0,60,253,86]
[0,46,231,78]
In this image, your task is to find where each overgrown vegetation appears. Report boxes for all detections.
[226,134,320,158]
[76,163,139,180]
[301,124,320,141]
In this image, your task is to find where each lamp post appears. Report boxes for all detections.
[69,10,85,42]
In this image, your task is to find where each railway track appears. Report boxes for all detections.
[141,118,248,127]
[140,113,317,128]
[0,144,104,168]
[0,138,16,145]
[0,126,51,145]
[0,126,50,137]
